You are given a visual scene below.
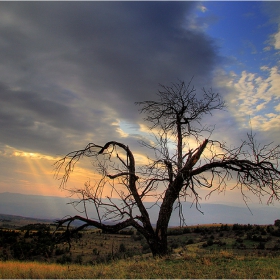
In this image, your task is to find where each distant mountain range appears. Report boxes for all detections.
[0,192,279,226]
[0,213,53,227]
[0,192,79,222]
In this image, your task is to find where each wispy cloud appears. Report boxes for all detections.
[273,28,280,49]
[215,66,280,134]
[198,4,207,13]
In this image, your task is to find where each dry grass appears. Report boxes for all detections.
[1,251,280,279]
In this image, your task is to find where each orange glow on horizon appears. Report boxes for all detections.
[1,146,249,205]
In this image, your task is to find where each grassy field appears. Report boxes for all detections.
[1,250,280,279]
[1,221,280,278]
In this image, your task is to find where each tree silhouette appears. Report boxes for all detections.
[55,80,280,256]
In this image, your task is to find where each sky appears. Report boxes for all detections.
[0,1,280,212]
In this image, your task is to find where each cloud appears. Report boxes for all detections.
[263,46,272,52]
[275,103,280,112]
[261,2,280,51]
[0,1,226,197]
[0,1,221,160]
[198,5,207,13]
[244,40,257,54]
[214,66,280,139]
[274,29,280,49]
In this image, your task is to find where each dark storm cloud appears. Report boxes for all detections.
[0,2,221,155]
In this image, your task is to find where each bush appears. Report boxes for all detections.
[183,227,191,234]
[257,242,265,250]
[236,237,243,243]
[194,227,202,233]
[234,242,246,249]
[167,228,183,236]
[251,235,267,242]
[186,239,194,245]
[119,229,134,235]
[24,230,30,238]
[275,220,280,227]
[170,241,179,249]
[142,243,151,254]
[133,231,144,241]
[56,254,72,264]
[207,239,214,246]
[75,254,83,264]
[232,224,252,231]
[55,248,65,256]
[220,224,230,231]
[92,248,99,255]
[133,234,143,241]
[271,228,280,237]
[217,240,226,246]
[202,239,214,248]
[119,243,126,253]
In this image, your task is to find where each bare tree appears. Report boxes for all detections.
[54,80,280,256]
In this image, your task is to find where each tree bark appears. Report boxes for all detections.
[148,234,168,256]
[151,140,208,256]
[153,177,184,256]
